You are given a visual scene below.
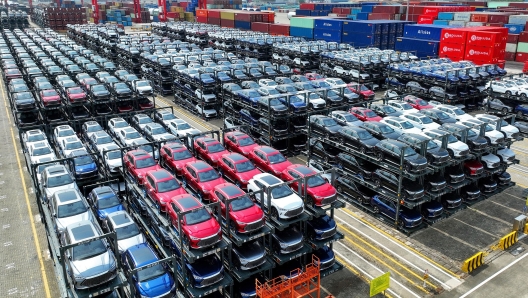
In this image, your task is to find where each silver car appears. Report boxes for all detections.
[50,189,93,235]
[40,165,78,203]
[62,221,117,289]
[103,211,146,254]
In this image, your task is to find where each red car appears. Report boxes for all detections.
[404,95,433,110]
[223,131,259,157]
[144,169,187,212]
[464,160,484,176]
[305,73,324,81]
[5,69,23,81]
[160,142,197,176]
[182,161,226,201]
[194,137,229,168]
[123,149,161,185]
[281,165,337,207]
[138,98,155,110]
[116,100,134,113]
[39,89,61,106]
[65,87,87,103]
[348,83,375,100]
[349,107,383,122]
[209,183,265,234]
[167,194,222,249]
[218,153,262,190]
[248,146,292,177]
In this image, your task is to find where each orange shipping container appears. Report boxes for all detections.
[196,9,207,17]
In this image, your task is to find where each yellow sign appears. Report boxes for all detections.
[525,196,528,207]
[370,272,390,297]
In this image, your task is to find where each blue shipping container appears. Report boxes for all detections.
[296,9,311,16]
[235,20,251,30]
[504,24,524,34]
[314,29,342,42]
[342,32,380,45]
[314,4,324,10]
[342,20,380,34]
[403,24,449,41]
[361,5,374,13]
[437,12,454,20]
[314,19,344,31]
[357,12,369,20]
[290,27,314,39]
[433,20,450,25]
[347,15,357,20]
[395,37,440,58]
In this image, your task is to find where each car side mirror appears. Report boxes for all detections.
[68,256,72,261]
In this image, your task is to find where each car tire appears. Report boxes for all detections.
[373,206,380,214]
[373,178,381,189]
[306,196,314,207]
[271,207,279,220]
[447,149,454,157]
[518,111,524,118]
[405,163,412,173]
[324,155,330,163]
[506,91,512,96]
[398,220,405,230]
[360,146,367,154]
[501,107,508,114]
[376,151,384,161]
[336,184,343,193]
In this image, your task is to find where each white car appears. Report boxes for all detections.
[381,116,422,134]
[117,127,143,147]
[258,79,278,88]
[82,121,104,141]
[28,141,56,163]
[34,156,58,183]
[101,144,122,175]
[224,118,236,129]
[384,90,400,99]
[298,91,326,109]
[247,173,304,220]
[325,78,347,89]
[387,100,417,114]
[50,189,93,235]
[131,138,159,160]
[168,119,201,138]
[485,81,528,97]
[474,114,520,139]
[330,110,362,127]
[333,66,350,76]
[22,129,48,148]
[421,129,470,158]
[196,104,218,118]
[401,113,440,130]
[480,153,501,169]
[103,211,146,254]
[195,89,216,102]
[107,117,130,138]
[436,105,473,121]
[132,114,154,131]
[457,119,505,145]
[496,147,516,163]
[89,131,117,156]
[53,125,76,146]
[143,123,176,142]
[59,136,85,157]
[349,69,370,81]
[155,110,179,129]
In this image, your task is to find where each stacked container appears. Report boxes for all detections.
[290,17,316,39]
[314,19,344,43]
[395,24,447,58]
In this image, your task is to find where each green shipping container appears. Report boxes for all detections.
[290,17,315,29]
[517,42,528,53]
[487,2,511,9]
[220,11,235,20]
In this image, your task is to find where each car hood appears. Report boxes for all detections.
[138,274,173,297]
[180,128,201,136]
[232,204,264,223]
[136,86,153,91]
[272,193,303,210]
[402,180,424,192]
[118,234,146,253]
[56,211,92,231]
[497,148,515,157]
[309,98,326,104]
[45,183,77,199]
[383,131,401,139]
[233,243,265,259]
[400,209,423,221]
[407,154,427,165]
[237,168,263,181]
[310,217,336,230]
[269,160,293,174]
[169,157,197,169]
[200,177,226,192]
[403,127,422,134]
[187,256,223,276]
[309,183,336,198]
[69,93,86,99]
[185,218,221,238]
[237,143,259,155]
[481,154,501,163]
[275,228,303,243]
[76,163,98,173]
[154,133,177,141]
[361,137,379,147]
[70,250,115,276]
[423,122,440,130]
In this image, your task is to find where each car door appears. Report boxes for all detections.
[287,170,301,192]
[223,158,237,182]
[313,142,325,159]
[252,180,267,206]
[188,167,199,191]
[214,191,227,217]
[345,129,359,149]
[145,175,157,202]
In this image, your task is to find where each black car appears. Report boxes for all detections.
[398,133,450,165]
[16,111,40,126]
[336,153,377,179]
[271,227,304,255]
[478,177,497,193]
[461,183,480,201]
[370,103,403,117]
[493,171,511,185]
[231,241,266,270]
[317,89,344,106]
[306,215,337,241]
[439,123,488,151]
[337,126,380,154]
[275,84,297,94]
[275,76,294,85]
[361,121,401,140]
[109,82,132,99]
[13,92,36,110]
[374,139,428,172]
[259,118,288,137]
[309,139,342,163]
[309,115,342,139]
[89,84,111,101]
[444,165,466,184]
[372,169,425,201]
[240,109,260,127]
[257,97,288,115]
[70,106,91,119]
[335,177,377,204]
[420,201,444,221]
[440,193,462,211]
[424,173,447,192]
[419,109,456,124]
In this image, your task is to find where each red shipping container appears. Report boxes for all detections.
[465,45,498,63]
[332,7,341,13]
[408,6,425,14]
[440,42,466,57]
[489,14,512,23]
[207,17,220,25]
[466,31,501,47]
[342,8,351,14]
[400,14,420,22]
[470,13,488,22]
[269,23,289,36]
[423,7,439,16]
[372,5,400,14]
[196,9,207,17]
[300,3,315,10]
[368,13,394,20]
[251,22,270,33]
[208,10,221,18]
[221,19,234,28]
[507,34,519,43]
[441,29,468,44]
[418,15,434,24]
[520,32,528,43]
[516,52,528,62]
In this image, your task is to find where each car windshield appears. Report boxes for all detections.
[138,117,152,124]
[185,208,211,225]
[135,157,156,169]
[73,155,93,166]
[126,132,141,139]
[271,184,293,199]
[98,135,113,144]
[65,142,83,150]
[136,81,149,87]
[485,125,494,132]
[72,239,106,261]
[401,103,413,110]
[207,143,225,153]
[68,88,83,94]
[28,134,45,142]
[57,200,87,218]
[33,146,52,156]
[157,179,180,192]
[420,117,433,124]
[42,90,57,96]
[269,99,282,106]
[436,111,450,119]
[365,111,378,118]
[235,160,255,172]
[150,127,166,135]
[177,123,191,130]
[289,96,303,103]
[343,114,358,122]
[453,109,465,115]
[162,114,177,121]
[198,169,220,182]
[247,91,260,98]
[379,125,395,134]
[403,147,417,157]
[307,175,326,188]
[47,173,73,187]
[332,79,345,85]
[230,195,254,211]
[59,130,75,137]
[323,119,338,126]
[115,223,140,240]
[427,141,438,149]
[401,121,414,129]
[92,85,106,92]
[417,100,428,106]
[97,195,121,209]
[268,153,286,164]
[447,134,458,143]
[357,130,373,140]
[359,85,369,91]
[106,151,121,160]
[137,263,166,282]
[467,130,477,137]
[16,92,33,99]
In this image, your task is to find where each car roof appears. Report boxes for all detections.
[108,211,133,227]
[92,186,114,198]
[149,169,171,180]
[56,189,80,203]
[258,173,282,185]
[68,221,97,242]
[218,183,244,197]
[258,146,278,154]
[173,195,201,210]
[128,243,157,267]
[225,153,246,162]
[189,161,211,171]
[290,165,315,176]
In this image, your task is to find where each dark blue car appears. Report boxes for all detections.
[239,109,260,126]
[371,195,423,229]
[279,95,307,113]
[515,104,528,116]
[198,73,215,84]
[68,149,98,180]
[182,254,224,288]
[87,186,125,220]
[237,89,261,106]
[307,215,337,241]
[122,244,175,298]
[312,245,336,271]
[420,200,444,222]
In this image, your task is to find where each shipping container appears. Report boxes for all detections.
[252,22,270,33]
[234,20,251,30]
[509,15,528,25]
[453,12,471,21]
[506,43,517,52]
[465,44,499,62]
[314,18,344,30]
[197,16,207,23]
[507,34,519,43]
[221,18,235,27]
[441,28,468,44]
[300,3,315,10]
[220,11,235,20]
[504,24,524,34]
[314,28,342,42]
[290,26,314,39]
[516,52,528,63]
[466,31,502,47]
[437,12,454,20]
[207,17,220,25]
[342,32,380,46]
[439,42,466,60]
[296,9,312,16]
[208,10,221,18]
[470,13,488,22]
[404,24,449,41]
[270,23,290,35]
[395,37,440,58]
[369,13,394,20]
[505,52,516,61]
[342,20,380,34]
[291,16,315,28]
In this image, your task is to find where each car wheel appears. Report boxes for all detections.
[339,137,345,145]
[517,111,524,118]
[398,220,405,230]
[309,103,313,110]
[426,156,434,165]
[271,207,279,219]
[229,221,237,234]
[405,163,412,173]
[447,149,454,157]
[373,178,381,188]
[376,151,384,161]
[360,146,367,154]
[336,184,343,193]
[406,86,412,92]
[183,235,191,249]
[506,91,512,96]
[373,206,380,214]
[502,107,508,114]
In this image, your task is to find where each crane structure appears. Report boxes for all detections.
[158,0,167,22]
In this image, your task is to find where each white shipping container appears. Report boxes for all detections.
[448,20,466,27]
[467,22,484,27]
[453,12,471,22]
[509,15,528,24]
[506,43,517,52]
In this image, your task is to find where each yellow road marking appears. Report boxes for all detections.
[335,255,394,298]
[516,182,528,189]
[338,226,432,293]
[155,96,214,131]
[0,82,52,297]
[340,208,460,278]
[508,167,528,177]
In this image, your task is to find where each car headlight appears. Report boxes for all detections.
[240,179,247,183]
[236,220,246,225]
[137,174,143,179]
[274,170,282,176]
[188,234,200,240]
